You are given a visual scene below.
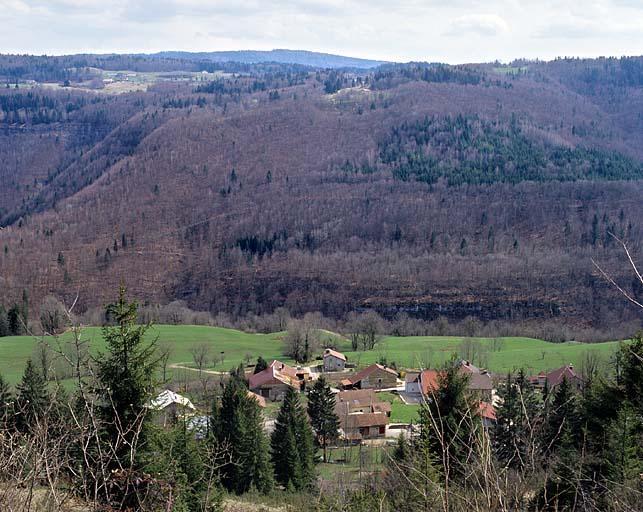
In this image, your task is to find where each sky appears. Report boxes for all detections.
[1,0,643,63]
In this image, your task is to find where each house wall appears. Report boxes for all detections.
[361,370,397,389]
[254,383,292,401]
[405,381,421,394]
[324,356,346,372]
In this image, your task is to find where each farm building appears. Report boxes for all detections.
[341,363,398,390]
[335,389,390,440]
[404,369,440,397]
[148,389,196,427]
[323,348,346,371]
[529,364,582,391]
[248,360,312,401]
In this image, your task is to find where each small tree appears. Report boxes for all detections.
[254,356,269,374]
[95,286,158,467]
[307,376,339,462]
[271,387,315,490]
[39,295,69,335]
[0,372,13,430]
[15,358,48,433]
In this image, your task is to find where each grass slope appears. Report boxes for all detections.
[0,325,623,384]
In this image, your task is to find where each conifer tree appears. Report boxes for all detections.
[0,372,12,430]
[307,376,339,462]
[493,369,540,469]
[422,357,479,480]
[95,286,157,464]
[213,374,273,494]
[254,356,269,374]
[271,387,315,490]
[15,358,48,432]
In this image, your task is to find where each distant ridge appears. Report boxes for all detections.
[151,49,387,69]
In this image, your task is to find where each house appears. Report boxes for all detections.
[405,365,494,402]
[248,360,312,401]
[529,364,582,391]
[404,369,440,397]
[148,389,196,427]
[335,389,390,440]
[247,390,267,408]
[341,363,398,390]
[478,402,497,428]
[323,348,347,372]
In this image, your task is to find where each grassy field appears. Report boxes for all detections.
[378,391,420,423]
[0,325,624,384]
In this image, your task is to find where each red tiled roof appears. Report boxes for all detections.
[419,369,441,395]
[324,348,346,361]
[478,401,496,421]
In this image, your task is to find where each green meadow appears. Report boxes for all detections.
[0,325,624,384]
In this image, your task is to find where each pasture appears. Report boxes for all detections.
[0,324,624,384]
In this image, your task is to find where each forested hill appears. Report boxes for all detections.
[0,55,641,334]
[153,49,386,69]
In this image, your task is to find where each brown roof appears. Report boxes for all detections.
[248,360,301,389]
[324,348,346,361]
[348,364,397,385]
[405,371,420,383]
[335,389,391,415]
[468,372,493,391]
[337,389,378,404]
[459,360,482,373]
[546,365,580,387]
[247,391,267,408]
[344,412,389,429]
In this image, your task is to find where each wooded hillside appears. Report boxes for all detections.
[0,56,641,333]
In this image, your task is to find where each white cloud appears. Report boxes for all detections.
[446,14,510,36]
[0,1,642,63]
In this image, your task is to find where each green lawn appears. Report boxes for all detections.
[378,391,420,424]
[0,325,287,384]
[0,325,625,385]
[335,336,622,375]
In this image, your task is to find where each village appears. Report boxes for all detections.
[149,346,583,451]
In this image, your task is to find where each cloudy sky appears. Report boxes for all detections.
[2,0,643,63]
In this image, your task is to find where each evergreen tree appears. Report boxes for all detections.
[15,358,48,432]
[8,304,23,335]
[0,305,8,337]
[271,387,315,490]
[307,376,339,462]
[422,357,479,480]
[95,286,158,465]
[0,372,12,430]
[542,377,580,456]
[254,356,269,374]
[493,369,541,469]
[213,374,273,494]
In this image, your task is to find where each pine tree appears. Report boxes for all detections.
[493,369,541,469]
[543,377,580,456]
[422,357,479,480]
[271,387,315,490]
[307,376,339,462]
[0,306,8,337]
[95,286,157,464]
[213,374,273,494]
[0,372,12,430]
[254,356,269,374]
[15,358,48,432]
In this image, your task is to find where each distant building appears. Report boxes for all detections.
[529,364,582,391]
[341,363,398,390]
[478,401,497,428]
[248,360,312,401]
[404,369,440,397]
[148,389,196,427]
[323,348,346,372]
[335,389,390,440]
